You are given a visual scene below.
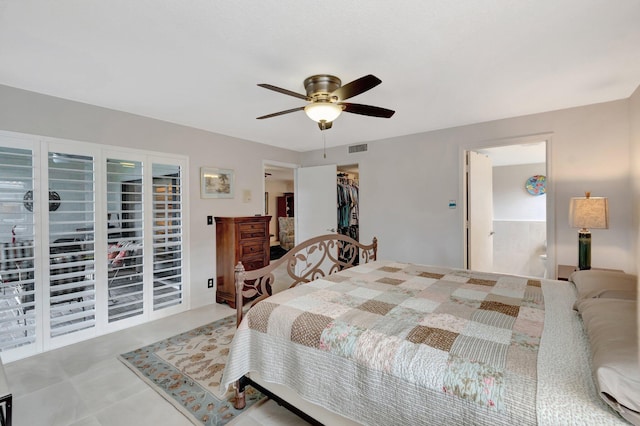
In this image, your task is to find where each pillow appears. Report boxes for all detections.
[570,270,637,301]
[580,288,637,301]
[576,298,640,425]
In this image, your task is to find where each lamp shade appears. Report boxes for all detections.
[304,102,343,123]
[569,196,609,230]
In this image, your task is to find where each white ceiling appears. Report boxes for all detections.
[1,1,639,152]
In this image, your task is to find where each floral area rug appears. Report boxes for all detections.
[119,315,264,425]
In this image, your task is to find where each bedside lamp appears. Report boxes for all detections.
[569,192,609,270]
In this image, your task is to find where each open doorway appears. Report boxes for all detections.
[264,162,296,261]
[337,164,359,242]
[465,141,548,278]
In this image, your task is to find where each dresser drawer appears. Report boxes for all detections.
[239,222,267,240]
[242,259,265,271]
[240,241,265,258]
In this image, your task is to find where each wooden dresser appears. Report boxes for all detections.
[215,216,271,308]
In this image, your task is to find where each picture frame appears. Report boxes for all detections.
[201,167,234,199]
[265,192,269,214]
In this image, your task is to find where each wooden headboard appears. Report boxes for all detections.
[233,233,377,326]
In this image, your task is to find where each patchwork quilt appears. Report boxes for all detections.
[222,261,625,425]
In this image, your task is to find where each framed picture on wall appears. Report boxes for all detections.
[201,167,234,199]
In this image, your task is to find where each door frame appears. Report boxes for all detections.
[461,133,554,278]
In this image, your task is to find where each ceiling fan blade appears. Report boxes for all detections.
[341,103,395,118]
[331,74,382,101]
[257,84,310,101]
[257,106,305,120]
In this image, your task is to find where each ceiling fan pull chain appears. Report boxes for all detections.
[323,132,327,159]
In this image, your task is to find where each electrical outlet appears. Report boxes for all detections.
[207,215,213,225]
[207,278,214,288]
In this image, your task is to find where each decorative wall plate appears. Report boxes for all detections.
[525,175,546,196]
[23,190,61,211]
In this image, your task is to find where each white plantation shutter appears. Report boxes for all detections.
[107,159,144,322]
[48,153,96,337]
[152,164,183,310]
[0,134,188,360]
[0,146,36,351]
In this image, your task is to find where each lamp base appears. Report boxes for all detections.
[578,230,591,270]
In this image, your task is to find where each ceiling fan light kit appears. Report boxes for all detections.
[257,74,395,131]
[304,102,343,123]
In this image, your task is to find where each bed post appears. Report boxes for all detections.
[372,237,378,261]
[234,262,245,327]
[233,262,246,409]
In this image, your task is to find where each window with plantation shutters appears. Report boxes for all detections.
[107,158,144,322]
[152,164,183,311]
[0,146,36,351]
[0,133,189,360]
[48,153,96,337]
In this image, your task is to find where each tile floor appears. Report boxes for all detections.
[2,303,306,426]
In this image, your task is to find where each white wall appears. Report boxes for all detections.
[0,84,301,310]
[632,85,640,271]
[493,221,546,277]
[629,84,640,346]
[493,163,546,221]
[301,98,636,275]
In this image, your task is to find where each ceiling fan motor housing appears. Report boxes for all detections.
[304,75,342,101]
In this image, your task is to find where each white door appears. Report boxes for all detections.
[467,151,494,272]
[295,164,337,243]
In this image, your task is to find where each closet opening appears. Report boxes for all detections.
[337,164,359,242]
[337,164,359,263]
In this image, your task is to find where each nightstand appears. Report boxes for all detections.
[556,264,624,281]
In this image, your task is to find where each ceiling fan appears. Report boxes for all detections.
[256,74,395,130]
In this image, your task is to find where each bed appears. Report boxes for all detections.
[222,234,637,425]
